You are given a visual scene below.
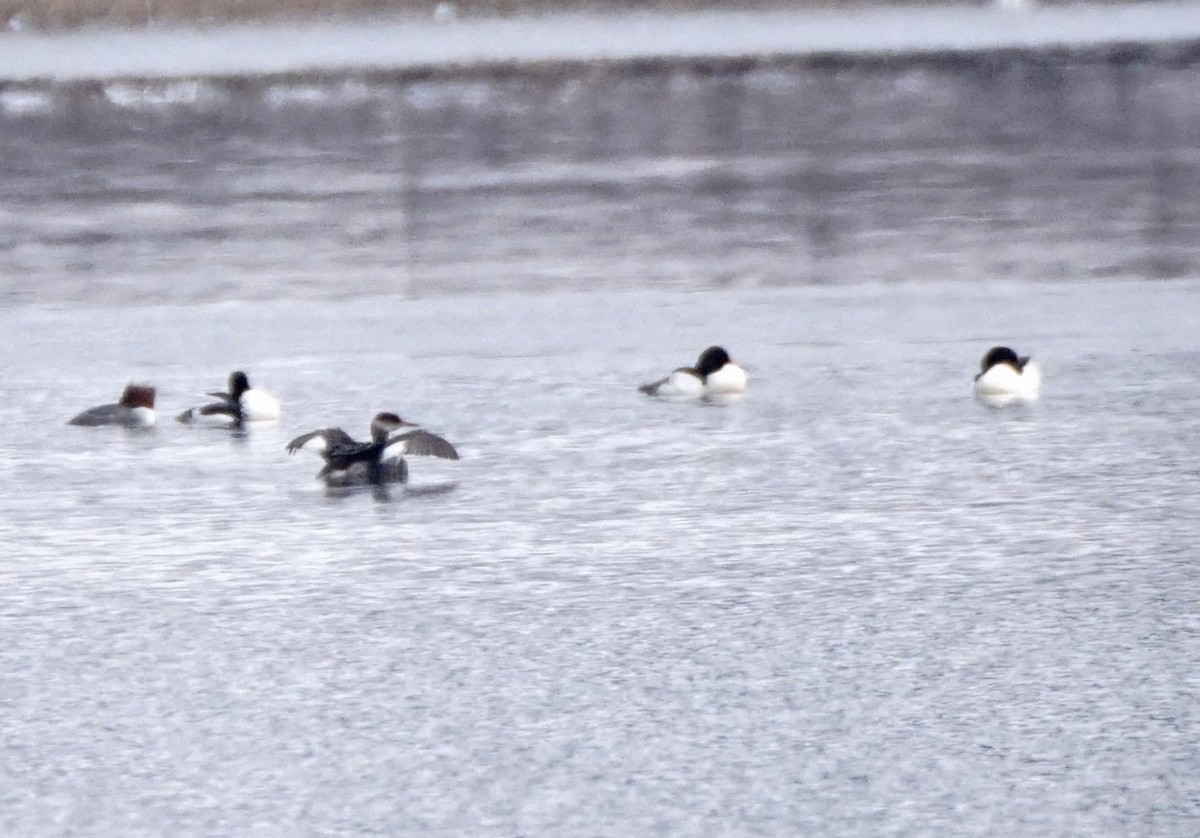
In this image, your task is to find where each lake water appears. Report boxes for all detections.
[1,8,1199,835]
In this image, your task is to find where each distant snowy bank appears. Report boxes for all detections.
[2,2,1200,84]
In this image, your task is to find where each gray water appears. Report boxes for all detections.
[2,11,1200,836]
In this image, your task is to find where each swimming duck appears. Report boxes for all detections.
[177,370,280,425]
[639,346,747,398]
[974,346,1040,402]
[68,384,156,428]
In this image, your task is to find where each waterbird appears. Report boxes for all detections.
[68,383,156,428]
[973,346,1040,403]
[177,370,280,426]
[286,411,459,487]
[639,346,747,398]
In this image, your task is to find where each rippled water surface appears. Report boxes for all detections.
[3,281,1198,835]
[2,15,1200,835]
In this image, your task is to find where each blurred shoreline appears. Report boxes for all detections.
[0,0,1042,32]
[3,2,1199,84]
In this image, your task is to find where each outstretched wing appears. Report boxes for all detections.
[383,429,459,461]
[286,427,357,456]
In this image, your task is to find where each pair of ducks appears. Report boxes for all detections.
[66,371,281,429]
[638,344,1041,403]
[67,371,460,488]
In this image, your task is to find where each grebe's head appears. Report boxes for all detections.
[370,412,416,442]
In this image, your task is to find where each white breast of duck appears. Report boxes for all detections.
[239,386,280,422]
[704,360,748,395]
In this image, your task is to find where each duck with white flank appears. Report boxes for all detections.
[286,412,459,487]
[177,370,280,426]
[973,346,1041,403]
[68,384,157,427]
[639,346,747,398]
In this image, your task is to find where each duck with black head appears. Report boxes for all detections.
[177,370,280,426]
[973,346,1041,403]
[639,346,748,399]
